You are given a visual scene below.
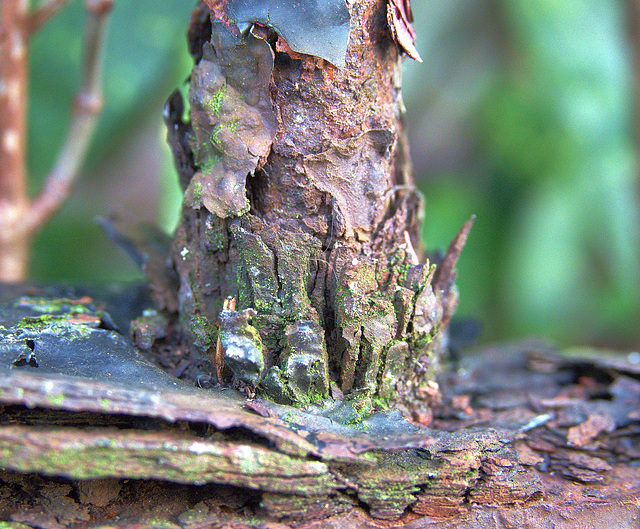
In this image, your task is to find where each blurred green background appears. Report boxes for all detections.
[26,0,640,349]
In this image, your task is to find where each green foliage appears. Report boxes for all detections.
[407,0,640,346]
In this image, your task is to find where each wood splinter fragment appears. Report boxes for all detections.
[404,230,420,265]
[433,215,476,292]
[214,296,237,383]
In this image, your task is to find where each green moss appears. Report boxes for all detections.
[15,314,54,330]
[360,451,379,462]
[261,367,295,405]
[190,180,203,200]
[190,315,217,350]
[13,297,94,314]
[237,199,251,217]
[238,448,262,474]
[323,390,373,425]
[235,261,252,309]
[15,314,94,339]
[47,394,65,406]
[372,394,391,410]
[187,270,206,314]
[206,225,226,252]
[209,124,223,145]
[410,331,434,350]
[205,83,227,115]
[200,153,221,176]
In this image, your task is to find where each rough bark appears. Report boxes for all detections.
[165,0,462,410]
[0,284,638,527]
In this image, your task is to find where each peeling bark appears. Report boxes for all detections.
[166,0,461,409]
[0,286,638,526]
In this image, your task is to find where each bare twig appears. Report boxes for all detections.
[0,0,29,200]
[24,0,113,237]
[0,0,30,279]
[0,0,112,281]
[27,0,72,35]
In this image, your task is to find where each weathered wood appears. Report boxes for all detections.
[0,289,638,526]
[164,0,461,408]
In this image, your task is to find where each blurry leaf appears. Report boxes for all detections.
[205,0,350,67]
[480,77,578,184]
[503,160,640,343]
[477,0,640,343]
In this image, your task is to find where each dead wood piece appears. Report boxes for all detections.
[260,492,356,522]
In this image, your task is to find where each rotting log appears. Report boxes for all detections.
[163,0,471,410]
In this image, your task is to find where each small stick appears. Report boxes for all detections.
[23,0,113,237]
[0,0,32,279]
[0,0,30,210]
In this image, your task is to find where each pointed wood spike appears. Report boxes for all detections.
[433,215,476,292]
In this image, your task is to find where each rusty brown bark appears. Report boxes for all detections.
[166,0,464,411]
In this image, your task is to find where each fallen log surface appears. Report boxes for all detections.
[0,285,638,527]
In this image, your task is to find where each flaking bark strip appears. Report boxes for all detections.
[229,224,280,314]
[0,425,335,495]
[0,422,538,523]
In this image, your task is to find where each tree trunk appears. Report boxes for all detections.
[165,0,463,411]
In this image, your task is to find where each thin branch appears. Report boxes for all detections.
[0,0,29,208]
[0,0,30,280]
[23,0,113,236]
[27,0,72,35]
